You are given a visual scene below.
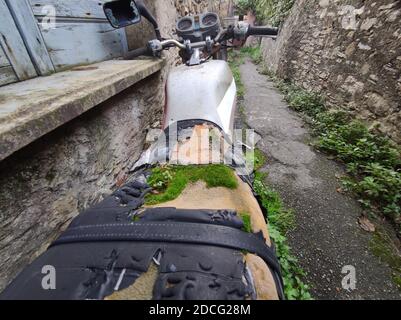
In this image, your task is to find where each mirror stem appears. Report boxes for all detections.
[136,0,162,40]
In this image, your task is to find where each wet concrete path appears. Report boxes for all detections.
[239,58,401,300]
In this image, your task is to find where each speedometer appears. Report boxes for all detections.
[177,17,193,32]
[202,13,218,27]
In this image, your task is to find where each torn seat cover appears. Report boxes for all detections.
[0,177,284,300]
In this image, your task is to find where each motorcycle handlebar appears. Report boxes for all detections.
[124,25,279,59]
[246,26,278,37]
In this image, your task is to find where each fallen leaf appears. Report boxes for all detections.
[358,216,376,233]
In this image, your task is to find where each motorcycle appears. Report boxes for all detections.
[1,0,284,301]
[105,0,278,137]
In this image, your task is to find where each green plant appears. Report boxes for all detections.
[268,225,312,299]
[228,47,263,100]
[253,170,311,300]
[316,121,401,225]
[240,46,263,64]
[254,172,295,233]
[245,148,267,171]
[228,51,245,98]
[146,165,238,205]
[240,212,252,233]
[229,47,265,100]
[287,89,325,117]
[369,228,401,290]
[235,0,295,26]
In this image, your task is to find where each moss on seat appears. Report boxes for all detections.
[146,165,238,205]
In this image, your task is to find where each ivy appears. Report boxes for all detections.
[235,0,295,26]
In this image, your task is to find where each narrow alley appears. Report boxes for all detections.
[239,58,401,300]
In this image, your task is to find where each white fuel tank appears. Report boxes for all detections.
[164,60,236,135]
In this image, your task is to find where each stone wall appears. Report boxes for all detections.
[0,72,165,291]
[260,0,401,143]
[175,0,234,17]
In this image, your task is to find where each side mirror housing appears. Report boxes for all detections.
[103,0,141,29]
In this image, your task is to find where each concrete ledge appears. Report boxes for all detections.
[0,58,165,161]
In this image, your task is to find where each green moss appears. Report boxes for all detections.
[240,46,263,64]
[146,165,238,205]
[228,51,245,99]
[393,274,401,290]
[232,66,245,98]
[228,47,264,101]
[240,212,252,233]
[369,229,400,269]
[254,173,295,234]
[369,228,401,291]
[246,148,267,171]
[251,148,295,234]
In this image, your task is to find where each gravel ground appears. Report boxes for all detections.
[239,58,401,300]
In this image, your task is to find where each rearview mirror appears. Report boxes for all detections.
[103,0,141,29]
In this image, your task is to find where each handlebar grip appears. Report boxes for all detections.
[247,26,278,37]
[124,46,151,59]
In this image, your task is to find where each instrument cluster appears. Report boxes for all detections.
[176,12,221,43]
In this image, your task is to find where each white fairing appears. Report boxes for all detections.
[164,60,236,135]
